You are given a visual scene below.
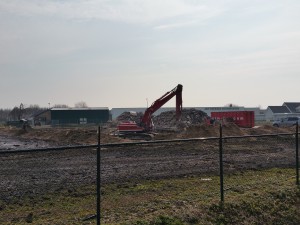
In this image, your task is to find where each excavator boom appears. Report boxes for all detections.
[117,84,183,134]
[141,84,182,131]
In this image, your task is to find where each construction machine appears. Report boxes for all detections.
[117,84,183,139]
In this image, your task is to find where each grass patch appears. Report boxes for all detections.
[0,168,299,224]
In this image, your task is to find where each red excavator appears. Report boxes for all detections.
[117,84,183,138]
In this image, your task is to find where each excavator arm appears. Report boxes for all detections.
[141,84,183,131]
[117,84,183,134]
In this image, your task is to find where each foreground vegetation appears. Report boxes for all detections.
[0,168,299,225]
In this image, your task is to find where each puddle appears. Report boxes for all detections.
[0,135,50,151]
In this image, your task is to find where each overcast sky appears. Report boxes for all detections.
[0,0,299,109]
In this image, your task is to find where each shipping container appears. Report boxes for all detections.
[211,111,255,128]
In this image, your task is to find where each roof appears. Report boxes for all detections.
[51,107,109,111]
[283,102,300,113]
[268,106,291,114]
[32,108,51,117]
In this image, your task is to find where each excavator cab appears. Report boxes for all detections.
[117,84,183,139]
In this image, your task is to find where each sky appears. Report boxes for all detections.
[0,0,299,109]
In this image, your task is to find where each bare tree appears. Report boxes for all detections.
[28,104,41,109]
[0,109,10,122]
[9,107,21,120]
[7,104,44,120]
[74,101,88,108]
[53,104,69,108]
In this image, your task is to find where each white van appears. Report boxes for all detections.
[272,117,300,127]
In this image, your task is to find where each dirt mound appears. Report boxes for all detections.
[116,111,143,124]
[222,122,247,136]
[153,108,209,129]
[243,125,295,135]
[178,122,245,138]
[0,127,121,145]
[115,108,209,131]
[182,124,219,138]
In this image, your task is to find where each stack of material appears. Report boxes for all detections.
[153,108,209,129]
[116,111,143,124]
[116,108,208,130]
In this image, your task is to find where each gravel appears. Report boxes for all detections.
[0,133,296,202]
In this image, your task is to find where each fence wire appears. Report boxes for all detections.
[0,127,299,224]
[222,135,296,173]
[1,133,298,201]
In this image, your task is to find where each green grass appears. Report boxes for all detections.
[0,168,299,224]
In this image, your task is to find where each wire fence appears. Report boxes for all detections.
[0,125,299,224]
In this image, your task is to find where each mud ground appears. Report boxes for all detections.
[0,125,297,202]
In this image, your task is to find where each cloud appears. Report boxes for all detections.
[154,20,199,30]
[153,5,224,30]
[0,0,223,24]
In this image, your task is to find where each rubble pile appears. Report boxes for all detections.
[116,108,209,130]
[153,108,209,129]
[116,111,143,124]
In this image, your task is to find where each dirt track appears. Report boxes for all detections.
[0,126,296,202]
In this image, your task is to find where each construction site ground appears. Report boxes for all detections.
[0,123,297,204]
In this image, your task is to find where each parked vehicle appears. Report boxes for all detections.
[272,117,300,127]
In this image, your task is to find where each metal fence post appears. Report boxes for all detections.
[296,122,299,186]
[219,124,224,202]
[97,126,101,225]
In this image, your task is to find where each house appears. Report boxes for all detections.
[283,102,300,113]
[265,102,300,121]
[32,109,52,125]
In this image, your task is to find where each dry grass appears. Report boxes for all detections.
[0,168,299,225]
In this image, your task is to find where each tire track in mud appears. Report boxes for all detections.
[0,138,295,201]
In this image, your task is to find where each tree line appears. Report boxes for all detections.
[0,102,88,123]
[0,104,46,122]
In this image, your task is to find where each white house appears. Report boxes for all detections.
[265,102,300,121]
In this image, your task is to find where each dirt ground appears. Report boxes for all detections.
[0,124,297,202]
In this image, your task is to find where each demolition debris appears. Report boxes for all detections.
[116,108,209,130]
